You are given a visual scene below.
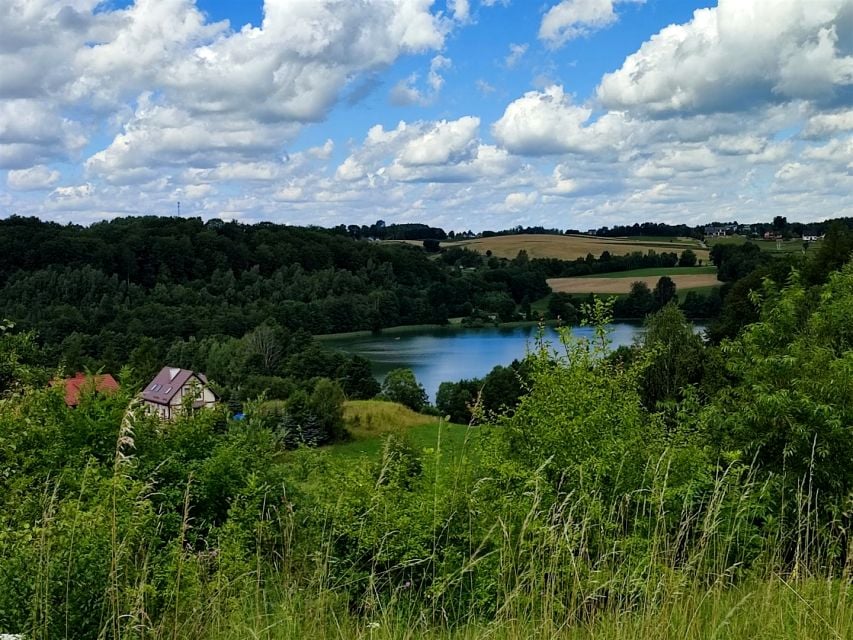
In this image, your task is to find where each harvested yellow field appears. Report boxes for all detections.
[548,274,722,294]
[446,234,709,261]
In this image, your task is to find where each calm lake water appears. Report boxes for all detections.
[324,323,657,401]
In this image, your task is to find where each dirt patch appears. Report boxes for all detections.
[548,274,722,294]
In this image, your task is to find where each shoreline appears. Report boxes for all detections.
[315,319,561,341]
[315,316,713,341]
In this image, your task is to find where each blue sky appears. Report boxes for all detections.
[2,1,853,230]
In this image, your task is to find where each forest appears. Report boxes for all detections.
[0,216,731,399]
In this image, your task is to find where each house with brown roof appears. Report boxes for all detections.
[54,372,120,407]
[141,367,217,420]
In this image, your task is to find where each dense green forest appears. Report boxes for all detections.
[0,216,547,393]
[0,216,720,397]
[1,235,852,636]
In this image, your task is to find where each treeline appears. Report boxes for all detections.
[728,215,853,238]
[531,247,700,278]
[590,221,701,238]
[333,220,448,240]
[480,225,576,237]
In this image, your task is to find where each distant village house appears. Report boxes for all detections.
[141,367,217,420]
[54,372,119,407]
[704,224,738,237]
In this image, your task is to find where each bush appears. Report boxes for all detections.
[380,368,428,413]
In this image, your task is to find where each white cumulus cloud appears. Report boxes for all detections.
[597,0,853,114]
[492,85,624,155]
[6,165,61,191]
[539,0,644,48]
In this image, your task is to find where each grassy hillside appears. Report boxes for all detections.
[333,401,477,463]
[441,234,709,261]
[344,399,437,439]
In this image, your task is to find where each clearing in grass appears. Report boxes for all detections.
[344,399,435,440]
[323,399,476,464]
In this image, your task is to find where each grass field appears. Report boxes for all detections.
[441,234,709,262]
[202,576,853,639]
[707,234,821,253]
[332,400,476,463]
[548,273,721,295]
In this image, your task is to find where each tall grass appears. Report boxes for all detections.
[10,413,851,640]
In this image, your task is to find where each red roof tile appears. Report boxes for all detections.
[54,372,120,407]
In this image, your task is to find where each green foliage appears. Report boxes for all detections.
[639,303,705,410]
[0,321,47,394]
[546,292,578,323]
[653,275,677,307]
[614,280,655,317]
[252,377,348,448]
[678,248,698,267]
[436,379,476,424]
[380,368,428,413]
[337,355,381,400]
[703,265,853,504]
[2,256,853,638]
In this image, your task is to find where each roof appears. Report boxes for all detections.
[54,372,119,407]
[140,366,212,405]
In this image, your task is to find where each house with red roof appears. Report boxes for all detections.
[141,367,218,420]
[55,372,120,407]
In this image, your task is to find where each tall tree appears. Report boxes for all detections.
[381,368,428,412]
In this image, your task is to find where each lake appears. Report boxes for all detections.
[323,323,653,401]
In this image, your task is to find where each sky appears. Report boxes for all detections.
[2,0,853,231]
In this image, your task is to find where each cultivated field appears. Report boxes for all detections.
[548,273,722,294]
[444,234,709,261]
